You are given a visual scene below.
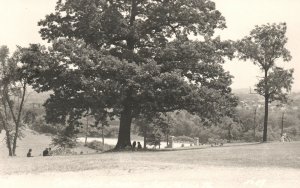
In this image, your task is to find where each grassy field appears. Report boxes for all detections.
[1,130,300,188]
[1,141,300,175]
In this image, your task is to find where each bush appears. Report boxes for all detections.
[174,135,195,143]
[242,130,256,142]
[86,140,113,151]
[51,125,78,149]
[30,117,62,135]
[86,126,119,138]
[208,138,226,146]
[147,131,163,147]
[51,134,77,149]
[23,110,37,124]
[51,148,78,156]
[103,126,119,138]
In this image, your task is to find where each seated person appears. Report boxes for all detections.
[43,148,49,156]
[27,149,33,157]
[132,141,136,151]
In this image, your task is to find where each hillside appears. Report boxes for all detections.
[233,88,300,111]
[0,129,96,158]
[0,129,52,158]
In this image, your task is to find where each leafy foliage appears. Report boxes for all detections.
[23,110,37,124]
[85,140,113,151]
[87,126,119,138]
[145,126,164,147]
[51,125,78,149]
[173,135,195,143]
[31,117,63,135]
[255,67,294,103]
[236,23,291,69]
[21,0,238,148]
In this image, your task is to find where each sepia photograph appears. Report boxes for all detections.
[0,0,300,187]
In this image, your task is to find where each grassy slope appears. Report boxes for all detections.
[0,129,96,158]
[1,141,300,175]
[1,127,300,175]
[0,129,52,158]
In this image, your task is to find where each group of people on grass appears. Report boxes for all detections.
[27,147,52,157]
[132,141,142,151]
[27,141,144,157]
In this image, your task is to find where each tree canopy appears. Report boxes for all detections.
[22,0,238,149]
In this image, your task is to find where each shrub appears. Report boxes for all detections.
[51,133,77,149]
[174,135,195,143]
[242,130,256,142]
[103,126,119,138]
[51,148,78,156]
[147,131,163,147]
[86,126,119,138]
[31,117,62,135]
[86,140,113,151]
[208,138,226,146]
[51,125,78,149]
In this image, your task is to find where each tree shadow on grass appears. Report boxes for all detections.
[102,142,265,154]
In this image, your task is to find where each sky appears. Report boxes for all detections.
[0,0,299,92]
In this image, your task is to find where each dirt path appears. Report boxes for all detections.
[1,166,299,188]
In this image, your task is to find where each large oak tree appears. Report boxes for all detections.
[23,0,237,149]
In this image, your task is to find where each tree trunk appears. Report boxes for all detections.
[5,130,13,156]
[115,0,137,150]
[159,138,161,149]
[253,107,257,141]
[0,97,13,156]
[115,103,133,149]
[102,125,104,149]
[228,123,232,143]
[281,112,284,136]
[2,122,13,156]
[85,116,88,146]
[12,83,27,156]
[84,135,88,146]
[263,69,269,142]
[166,134,169,146]
[143,124,147,149]
[0,112,13,156]
[84,118,89,146]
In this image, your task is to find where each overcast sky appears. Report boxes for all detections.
[0,0,299,92]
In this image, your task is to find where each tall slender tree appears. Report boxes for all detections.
[236,23,293,142]
[0,46,28,156]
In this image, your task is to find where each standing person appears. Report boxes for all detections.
[137,142,142,150]
[43,148,49,156]
[27,149,33,157]
[48,148,52,156]
[132,141,136,151]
